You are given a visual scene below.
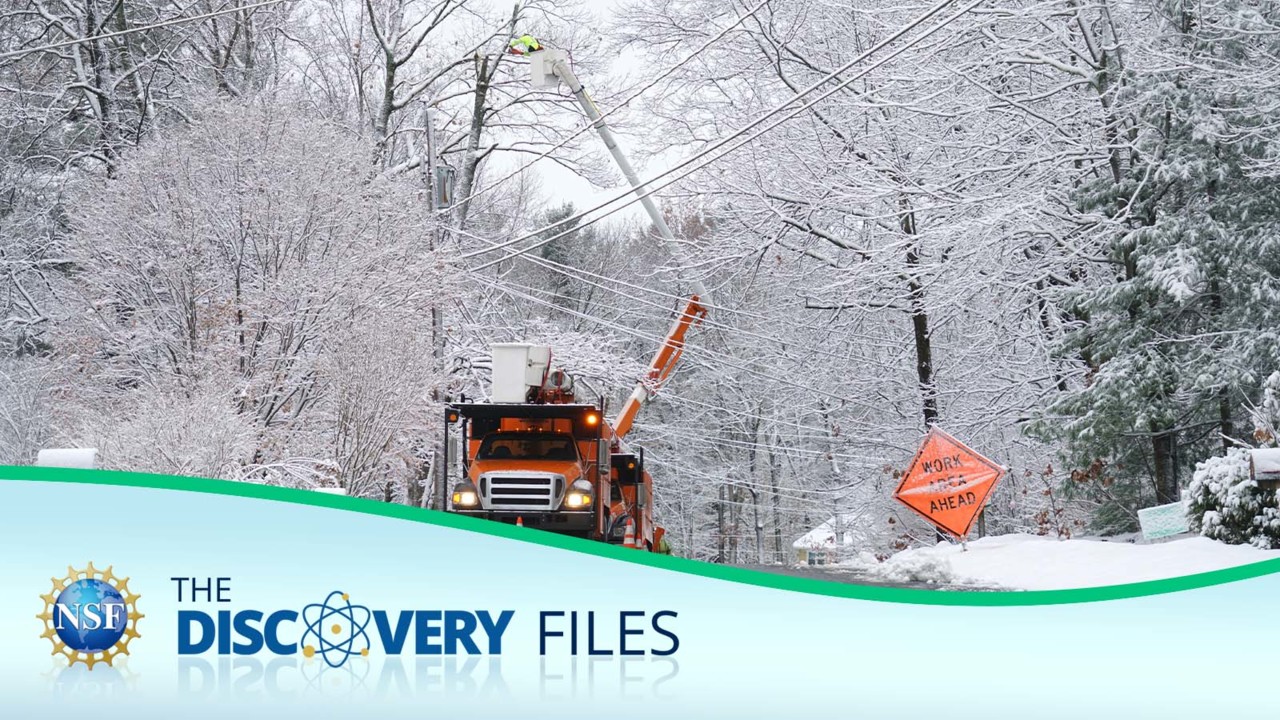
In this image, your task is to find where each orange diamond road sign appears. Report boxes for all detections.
[893,427,1005,539]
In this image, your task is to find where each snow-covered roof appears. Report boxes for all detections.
[793,515,858,550]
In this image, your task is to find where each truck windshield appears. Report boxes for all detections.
[478,433,579,461]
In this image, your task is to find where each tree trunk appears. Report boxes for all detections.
[1219,389,1234,454]
[1151,430,1177,504]
[1208,275,1233,452]
[84,0,120,173]
[454,54,493,229]
[902,201,943,542]
[716,483,726,563]
[768,433,784,563]
[902,206,937,427]
[751,489,764,565]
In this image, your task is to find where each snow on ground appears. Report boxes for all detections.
[839,533,1280,590]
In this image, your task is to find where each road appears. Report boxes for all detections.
[739,563,998,591]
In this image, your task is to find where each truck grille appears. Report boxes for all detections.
[484,476,563,510]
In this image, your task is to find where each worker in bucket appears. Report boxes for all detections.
[508,34,542,55]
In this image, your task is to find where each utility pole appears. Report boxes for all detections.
[420,102,452,511]
[424,106,446,383]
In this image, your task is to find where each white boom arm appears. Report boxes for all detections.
[532,48,710,303]
[526,46,710,435]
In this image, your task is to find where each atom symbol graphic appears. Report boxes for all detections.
[300,591,372,668]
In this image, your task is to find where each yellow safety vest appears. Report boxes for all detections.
[509,35,541,54]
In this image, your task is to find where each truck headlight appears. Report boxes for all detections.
[451,482,479,508]
[564,480,593,509]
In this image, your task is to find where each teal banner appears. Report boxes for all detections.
[2,467,1277,718]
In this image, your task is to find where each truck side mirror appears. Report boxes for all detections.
[598,439,610,470]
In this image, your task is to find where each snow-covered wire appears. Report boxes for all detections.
[435,0,773,212]
[456,220,851,330]
[459,0,983,268]
[0,0,292,62]
[464,277,882,438]
[635,421,890,464]
[643,453,865,504]
[488,274,879,366]
[471,272,878,409]
[658,392,856,440]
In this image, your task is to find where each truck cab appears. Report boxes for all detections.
[442,343,663,549]
[447,401,606,537]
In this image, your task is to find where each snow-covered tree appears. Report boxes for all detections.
[58,99,455,497]
[1033,0,1280,532]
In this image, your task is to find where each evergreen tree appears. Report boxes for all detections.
[1034,0,1280,532]
[535,202,595,315]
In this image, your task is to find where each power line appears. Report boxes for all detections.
[512,292,911,455]
[635,421,890,464]
[458,0,980,267]
[659,392,856,439]
[472,0,983,272]
[465,276,885,437]
[452,219,895,344]
[472,272,878,410]
[514,254,864,343]
[436,0,771,213]
[0,0,291,62]
[488,273,877,366]
[449,206,860,332]
[454,221,784,322]
[643,454,872,504]
[474,275,843,402]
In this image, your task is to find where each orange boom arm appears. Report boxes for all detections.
[612,295,708,440]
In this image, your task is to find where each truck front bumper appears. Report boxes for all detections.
[452,509,595,535]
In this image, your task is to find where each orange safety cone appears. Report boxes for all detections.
[516,516,524,527]
[622,517,637,549]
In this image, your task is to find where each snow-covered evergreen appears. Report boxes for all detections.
[1187,449,1280,549]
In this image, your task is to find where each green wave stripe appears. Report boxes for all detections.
[5,465,1278,606]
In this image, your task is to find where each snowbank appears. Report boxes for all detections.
[842,533,1280,590]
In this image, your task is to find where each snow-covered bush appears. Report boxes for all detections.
[1186,448,1280,549]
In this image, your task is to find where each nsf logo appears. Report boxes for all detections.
[38,563,143,669]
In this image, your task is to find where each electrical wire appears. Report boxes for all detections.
[643,454,872,504]
[471,272,878,410]
[465,276,884,438]
[454,216,913,348]
[635,421,891,463]
[466,276,927,481]
[0,0,291,61]
[488,273,880,366]
[459,0,981,267]
[658,392,863,439]
[518,256,883,350]
[437,0,772,213]
[473,274,845,402]
[455,220,861,336]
